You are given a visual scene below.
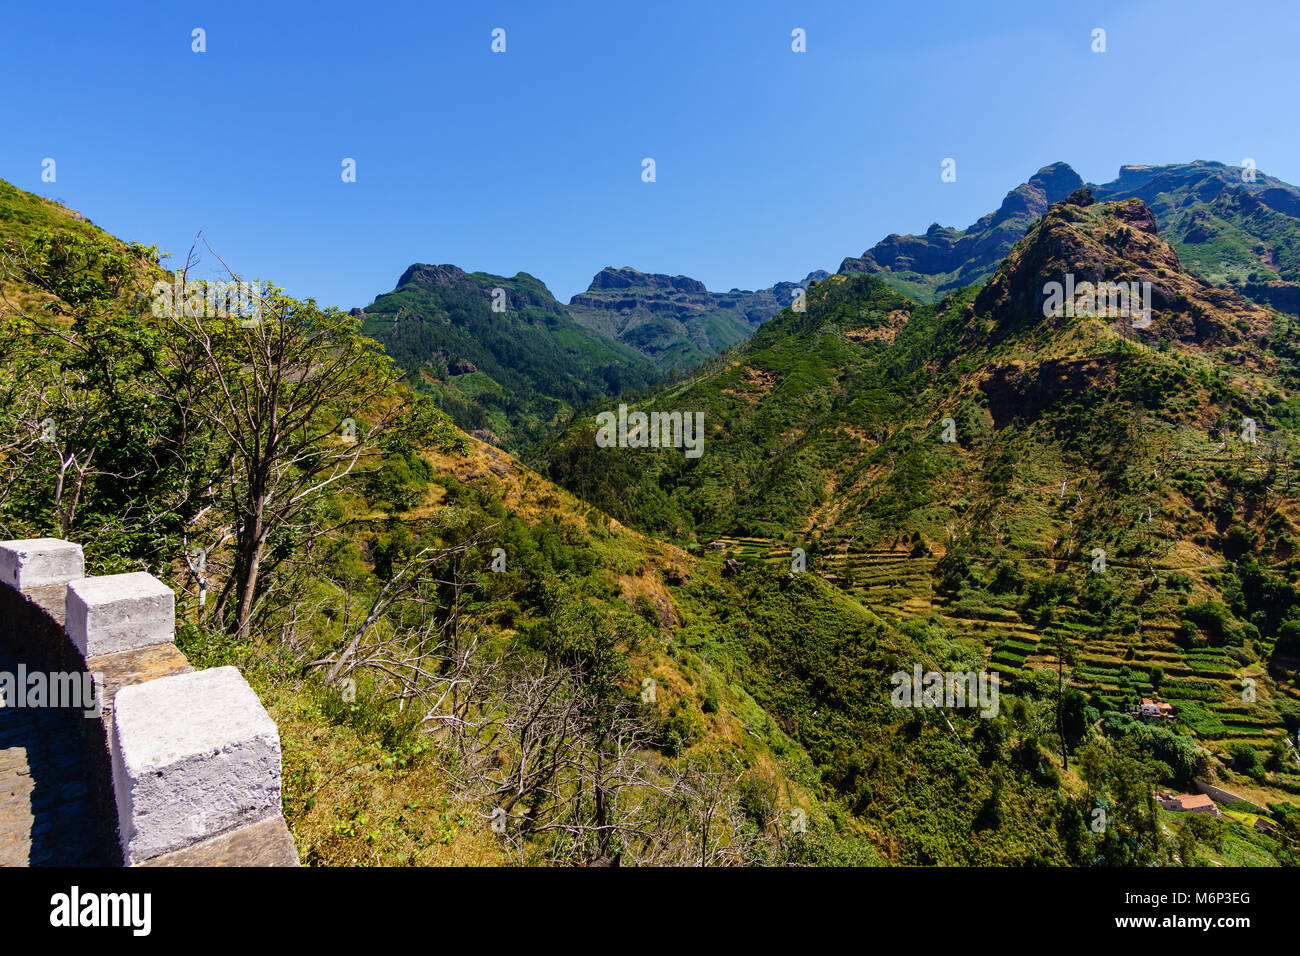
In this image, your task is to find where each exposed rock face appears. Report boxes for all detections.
[838,162,1086,296]
[568,266,828,371]
[397,263,471,289]
[1091,161,1300,318]
[973,194,1275,351]
[587,267,707,295]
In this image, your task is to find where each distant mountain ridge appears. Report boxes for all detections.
[837,160,1300,315]
[838,161,1086,300]
[355,259,832,448]
[358,159,1300,453]
[567,265,829,371]
[356,264,659,451]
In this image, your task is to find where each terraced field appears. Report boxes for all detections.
[699,535,1298,767]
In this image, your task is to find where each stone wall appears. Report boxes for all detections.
[1193,778,1267,813]
[0,538,298,867]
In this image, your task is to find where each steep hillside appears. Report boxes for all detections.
[1,175,1152,867]
[1093,161,1300,314]
[0,178,149,317]
[544,192,1300,825]
[839,160,1300,319]
[357,264,660,451]
[3,176,1076,867]
[567,266,828,371]
[839,162,1085,301]
[8,172,1299,867]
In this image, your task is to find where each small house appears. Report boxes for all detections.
[1159,793,1221,817]
[1138,698,1174,719]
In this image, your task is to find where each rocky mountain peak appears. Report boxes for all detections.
[396,263,470,289]
[585,267,708,295]
[974,194,1273,351]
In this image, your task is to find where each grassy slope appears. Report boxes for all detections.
[543,194,1300,841]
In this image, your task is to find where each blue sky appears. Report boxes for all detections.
[2,0,1296,309]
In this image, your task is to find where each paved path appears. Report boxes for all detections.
[0,644,106,866]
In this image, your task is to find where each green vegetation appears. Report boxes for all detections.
[359,264,660,452]
[543,189,1300,865]
[6,162,1300,867]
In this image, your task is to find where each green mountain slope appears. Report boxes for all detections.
[839,160,1300,319]
[356,264,660,451]
[567,266,828,371]
[8,172,1298,865]
[1,175,1094,866]
[544,191,1300,831]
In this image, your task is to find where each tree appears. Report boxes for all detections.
[0,227,182,547]
[3,228,462,642]
[1052,632,1078,770]
[157,257,446,640]
[1178,811,1224,865]
[1060,688,1091,755]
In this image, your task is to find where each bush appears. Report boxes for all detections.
[1228,742,1260,772]
[656,700,703,755]
[700,679,720,714]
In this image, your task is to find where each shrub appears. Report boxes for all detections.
[1228,742,1260,772]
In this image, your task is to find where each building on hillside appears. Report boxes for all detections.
[1136,698,1175,719]
[705,541,728,552]
[1157,792,1221,817]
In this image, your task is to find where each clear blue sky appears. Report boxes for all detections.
[3,0,1297,309]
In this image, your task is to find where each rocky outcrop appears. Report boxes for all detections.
[973,194,1276,351]
[568,266,828,370]
[839,163,1086,298]
[586,267,707,295]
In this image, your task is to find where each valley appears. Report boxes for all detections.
[4,159,1300,869]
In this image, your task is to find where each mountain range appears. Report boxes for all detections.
[6,157,1300,866]
[361,161,1300,455]
[542,185,1300,840]
[841,160,1300,312]
[566,265,828,370]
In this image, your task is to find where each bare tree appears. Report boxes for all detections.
[157,252,418,640]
